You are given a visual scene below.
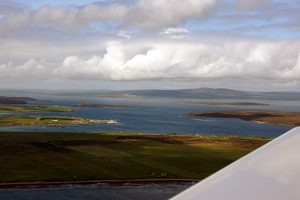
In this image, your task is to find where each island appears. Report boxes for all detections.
[0,96,39,104]
[0,131,270,188]
[187,110,300,126]
[75,103,134,108]
[183,101,269,106]
[0,116,115,127]
[0,104,80,113]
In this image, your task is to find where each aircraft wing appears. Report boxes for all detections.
[171,127,300,200]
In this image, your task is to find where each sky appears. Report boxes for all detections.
[0,0,300,91]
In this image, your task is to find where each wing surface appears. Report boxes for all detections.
[171,127,300,200]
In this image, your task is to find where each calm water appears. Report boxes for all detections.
[0,94,297,137]
[0,183,193,200]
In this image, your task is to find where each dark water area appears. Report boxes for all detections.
[0,94,297,137]
[0,183,192,200]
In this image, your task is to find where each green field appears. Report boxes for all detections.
[0,116,110,127]
[0,104,79,113]
[0,132,270,183]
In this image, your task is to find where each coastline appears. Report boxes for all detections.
[0,116,112,127]
[0,179,199,190]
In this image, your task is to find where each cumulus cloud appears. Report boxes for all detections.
[0,8,30,37]
[0,59,51,80]
[124,0,216,30]
[32,3,128,28]
[0,0,216,35]
[53,39,300,81]
[3,38,299,85]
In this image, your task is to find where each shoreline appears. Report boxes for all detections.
[0,116,112,127]
[0,179,199,190]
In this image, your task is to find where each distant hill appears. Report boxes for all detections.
[52,88,300,100]
[0,96,38,104]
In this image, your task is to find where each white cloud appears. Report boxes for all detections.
[0,8,30,36]
[159,27,189,39]
[118,30,131,39]
[0,0,216,35]
[124,0,216,30]
[0,59,51,80]
[32,3,128,28]
[160,27,189,35]
[3,38,299,85]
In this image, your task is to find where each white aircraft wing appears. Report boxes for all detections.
[171,127,300,200]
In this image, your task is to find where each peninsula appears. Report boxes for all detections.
[0,104,79,113]
[0,96,38,104]
[0,116,112,127]
[187,110,300,126]
[183,101,269,106]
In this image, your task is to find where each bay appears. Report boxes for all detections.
[0,94,296,137]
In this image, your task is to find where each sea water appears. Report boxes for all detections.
[0,183,193,200]
[0,94,296,137]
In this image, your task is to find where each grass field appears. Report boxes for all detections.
[0,104,79,113]
[0,132,270,183]
[0,116,110,127]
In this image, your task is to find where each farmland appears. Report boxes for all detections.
[0,131,270,187]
